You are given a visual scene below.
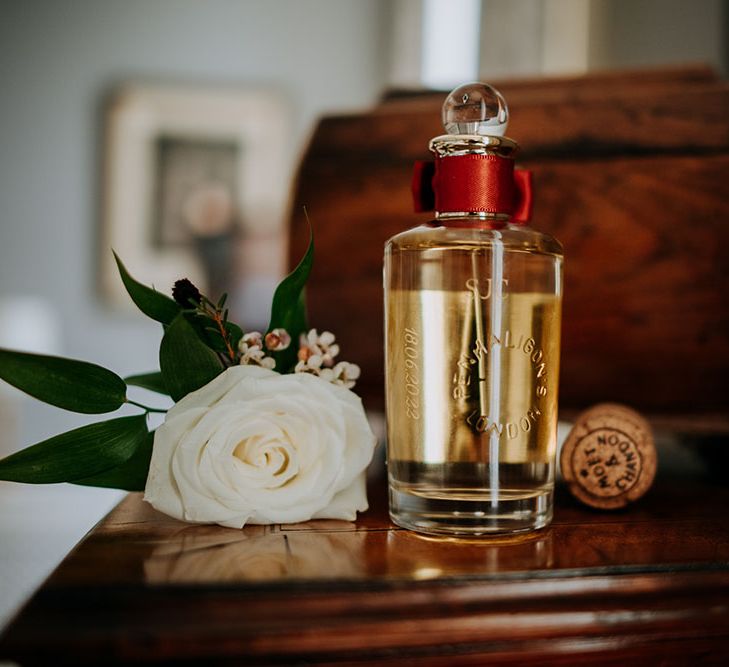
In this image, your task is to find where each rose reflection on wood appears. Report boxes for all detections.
[144,524,367,583]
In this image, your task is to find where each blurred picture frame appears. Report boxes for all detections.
[100,83,290,311]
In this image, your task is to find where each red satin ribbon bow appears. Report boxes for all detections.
[412,155,533,223]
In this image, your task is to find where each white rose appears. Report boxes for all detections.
[144,366,376,529]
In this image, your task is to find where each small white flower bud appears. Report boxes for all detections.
[265,328,291,352]
[294,360,307,373]
[319,331,336,346]
[242,331,263,347]
[319,368,335,382]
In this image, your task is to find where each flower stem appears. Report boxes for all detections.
[194,296,237,365]
[212,310,237,364]
[127,399,167,414]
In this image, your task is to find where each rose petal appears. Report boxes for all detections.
[312,470,368,520]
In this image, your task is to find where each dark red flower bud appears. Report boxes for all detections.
[172,279,202,307]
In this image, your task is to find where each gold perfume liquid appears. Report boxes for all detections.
[385,226,562,535]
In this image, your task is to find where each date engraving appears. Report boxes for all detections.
[403,327,420,420]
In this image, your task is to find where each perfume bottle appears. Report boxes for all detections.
[384,83,563,536]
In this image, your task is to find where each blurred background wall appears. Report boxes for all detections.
[0,0,391,447]
[0,0,727,449]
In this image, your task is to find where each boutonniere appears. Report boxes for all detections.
[0,222,376,529]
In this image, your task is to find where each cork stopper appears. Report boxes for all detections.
[560,403,657,510]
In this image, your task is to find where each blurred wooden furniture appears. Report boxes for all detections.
[289,66,729,429]
[1,471,728,665]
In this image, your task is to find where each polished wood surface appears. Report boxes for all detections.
[2,461,729,665]
[289,67,729,424]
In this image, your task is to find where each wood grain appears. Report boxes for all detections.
[289,69,729,423]
[1,473,729,665]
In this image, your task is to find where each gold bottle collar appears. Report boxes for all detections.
[429,134,519,159]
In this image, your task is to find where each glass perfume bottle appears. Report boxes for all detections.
[384,83,563,536]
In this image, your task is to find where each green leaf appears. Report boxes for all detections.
[267,216,314,372]
[226,321,243,352]
[113,251,180,325]
[73,430,154,491]
[0,348,127,414]
[0,415,148,484]
[125,371,169,395]
[160,314,224,401]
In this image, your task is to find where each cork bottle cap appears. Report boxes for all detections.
[560,403,657,510]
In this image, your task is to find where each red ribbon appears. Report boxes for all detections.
[412,155,533,223]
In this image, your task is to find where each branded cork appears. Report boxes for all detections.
[560,403,657,509]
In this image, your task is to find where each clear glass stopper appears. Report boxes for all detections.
[442,82,508,136]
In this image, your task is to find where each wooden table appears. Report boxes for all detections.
[2,468,729,665]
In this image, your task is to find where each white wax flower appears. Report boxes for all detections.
[144,366,376,529]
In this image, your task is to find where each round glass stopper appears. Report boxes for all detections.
[442,82,508,136]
